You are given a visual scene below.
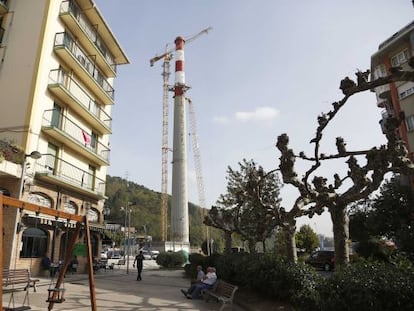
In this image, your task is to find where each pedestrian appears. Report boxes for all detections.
[191,265,205,284]
[69,256,78,274]
[181,266,217,299]
[133,250,144,281]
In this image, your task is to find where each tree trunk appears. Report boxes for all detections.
[330,204,350,270]
[262,240,266,253]
[283,223,297,263]
[248,239,256,253]
[224,231,232,254]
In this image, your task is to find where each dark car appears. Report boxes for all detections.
[305,250,335,271]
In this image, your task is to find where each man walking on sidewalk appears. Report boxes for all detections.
[133,250,144,281]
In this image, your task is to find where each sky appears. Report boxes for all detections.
[95,0,414,237]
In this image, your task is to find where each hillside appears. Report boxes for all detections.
[104,175,207,246]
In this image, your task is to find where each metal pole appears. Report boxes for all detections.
[126,209,130,274]
[18,156,27,199]
[123,207,127,256]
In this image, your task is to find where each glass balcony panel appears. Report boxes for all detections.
[35,153,105,196]
[59,0,116,74]
[42,109,110,165]
[375,84,391,100]
[54,32,114,102]
[0,26,4,44]
[48,69,112,133]
[0,0,8,15]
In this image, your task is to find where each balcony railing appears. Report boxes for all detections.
[48,69,112,132]
[375,84,391,100]
[54,32,114,100]
[42,109,110,164]
[0,0,8,15]
[0,26,4,44]
[59,0,116,73]
[35,153,105,195]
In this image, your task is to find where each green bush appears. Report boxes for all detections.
[318,260,414,311]
[206,252,321,308]
[184,253,206,277]
[188,251,414,310]
[155,251,186,268]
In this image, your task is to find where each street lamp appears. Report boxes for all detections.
[18,151,42,199]
[121,204,131,274]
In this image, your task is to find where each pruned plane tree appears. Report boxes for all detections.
[276,66,414,268]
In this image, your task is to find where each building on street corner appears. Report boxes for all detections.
[0,0,128,275]
[371,21,414,167]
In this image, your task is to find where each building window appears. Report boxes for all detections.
[87,208,99,223]
[391,49,409,67]
[373,64,387,79]
[20,227,47,258]
[398,82,414,100]
[406,115,414,131]
[64,201,78,214]
[28,193,52,208]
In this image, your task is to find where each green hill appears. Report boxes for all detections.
[104,175,206,246]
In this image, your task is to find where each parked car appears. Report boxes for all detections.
[109,251,122,259]
[141,250,152,260]
[305,250,335,271]
[151,250,159,260]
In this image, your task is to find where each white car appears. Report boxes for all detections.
[141,250,152,260]
[151,250,159,260]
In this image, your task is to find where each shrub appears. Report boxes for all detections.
[318,259,414,311]
[184,253,206,277]
[155,251,186,268]
[207,252,321,308]
[188,252,205,267]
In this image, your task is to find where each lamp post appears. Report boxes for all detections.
[18,151,42,199]
[127,209,131,274]
[121,204,131,274]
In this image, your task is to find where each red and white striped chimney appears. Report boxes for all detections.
[174,36,185,96]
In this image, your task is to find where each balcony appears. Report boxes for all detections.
[376,98,389,108]
[42,109,110,166]
[375,84,391,100]
[48,69,112,135]
[54,32,114,105]
[0,26,4,44]
[0,0,8,16]
[379,109,395,134]
[59,0,116,77]
[35,154,106,200]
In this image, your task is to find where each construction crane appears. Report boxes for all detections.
[150,27,212,242]
[186,98,210,250]
[149,27,212,67]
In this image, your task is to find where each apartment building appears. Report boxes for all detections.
[371,21,414,157]
[0,0,128,274]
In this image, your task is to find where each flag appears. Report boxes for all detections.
[82,131,91,146]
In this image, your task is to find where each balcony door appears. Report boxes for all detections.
[46,143,58,173]
[51,103,62,128]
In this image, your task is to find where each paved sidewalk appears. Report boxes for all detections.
[3,262,245,311]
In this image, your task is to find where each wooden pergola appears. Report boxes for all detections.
[1,194,97,311]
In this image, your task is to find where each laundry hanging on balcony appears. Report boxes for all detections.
[82,131,91,147]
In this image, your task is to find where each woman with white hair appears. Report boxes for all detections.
[181,266,217,299]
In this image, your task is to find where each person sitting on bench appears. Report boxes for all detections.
[181,266,217,299]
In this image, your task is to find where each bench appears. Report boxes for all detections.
[203,280,238,311]
[2,268,40,293]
